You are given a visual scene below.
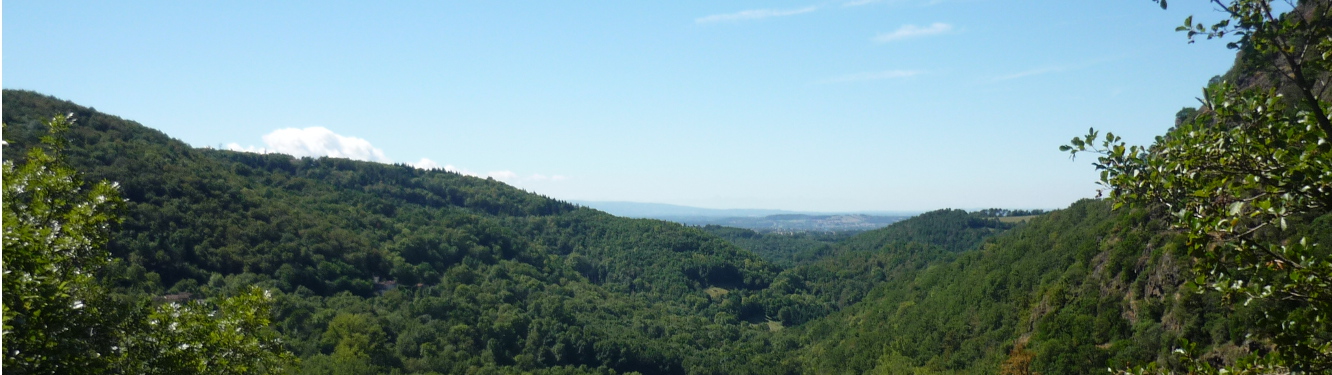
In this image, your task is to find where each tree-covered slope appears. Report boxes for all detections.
[782,200,1279,374]
[721,209,1017,329]
[836,208,1014,254]
[6,75,1315,374]
[2,90,788,374]
[697,225,851,267]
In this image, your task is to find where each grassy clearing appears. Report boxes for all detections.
[704,287,729,299]
[998,215,1040,223]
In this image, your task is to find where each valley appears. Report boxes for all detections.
[6,88,1320,374]
[4,1,1330,374]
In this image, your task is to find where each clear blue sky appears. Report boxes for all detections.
[5,1,1241,212]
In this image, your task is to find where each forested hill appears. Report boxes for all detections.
[790,200,1184,373]
[2,89,787,374]
[838,208,1013,254]
[5,85,1324,374]
[3,90,777,298]
[0,91,1191,375]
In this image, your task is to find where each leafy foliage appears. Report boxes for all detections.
[115,287,295,375]
[1064,0,1332,371]
[2,115,294,374]
[3,114,127,373]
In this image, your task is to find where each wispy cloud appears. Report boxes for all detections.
[696,6,818,24]
[992,66,1067,81]
[529,174,569,182]
[819,69,923,83]
[842,0,880,6]
[874,23,955,42]
[992,55,1126,82]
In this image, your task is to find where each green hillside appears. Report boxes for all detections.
[789,201,1230,373]
[837,209,1013,255]
[696,225,851,267]
[6,83,1326,373]
[3,90,788,374]
[7,4,1332,367]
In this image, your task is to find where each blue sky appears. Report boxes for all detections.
[5,1,1241,212]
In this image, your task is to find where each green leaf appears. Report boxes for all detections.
[1228,201,1244,216]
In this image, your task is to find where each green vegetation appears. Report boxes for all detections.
[793,201,1236,373]
[5,3,1329,373]
[697,225,852,266]
[1067,0,1331,372]
[4,91,791,374]
[838,209,1013,254]
[3,115,294,374]
[7,88,1319,373]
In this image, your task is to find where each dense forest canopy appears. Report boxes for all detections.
[6,88,1320,374]
[3,1,1330,374]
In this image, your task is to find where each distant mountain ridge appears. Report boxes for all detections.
[572,200,919,219]
[674,214,907,233]
[574,200,916,232]
[570,200,803,218]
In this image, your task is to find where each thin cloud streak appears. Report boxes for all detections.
[842,0,880,6]
[991,55,1125,82]
[874,23,955,42]
[992,66,1067,81]
[819,70,923,83]
[695,6,818,24]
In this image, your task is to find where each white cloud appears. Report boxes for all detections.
[843,0,880,6]
[874,23,955,42]
[412,158,442,170]
[226,128,565,182]
[696,6,818,23]
[233,127,392,162]
[225,142,265,153]
[819,69,923,83]
[440,164,481,177]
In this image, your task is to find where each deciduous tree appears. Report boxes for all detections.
[1064,1,1332,371]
